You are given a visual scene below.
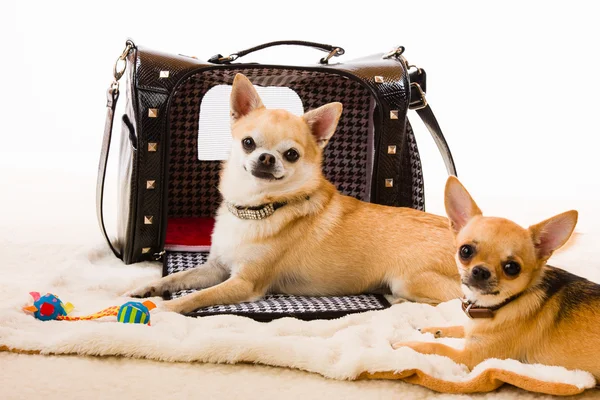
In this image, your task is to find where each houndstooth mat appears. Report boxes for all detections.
[163,251,390,321]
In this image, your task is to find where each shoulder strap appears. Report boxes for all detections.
[409,68,457,176]
[97,41,133,259]
[96,87,122,259]
[415,104,457,176]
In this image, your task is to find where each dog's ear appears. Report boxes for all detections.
[302,102,343,148]
[230,73,264,122]
[529,210,578,261]
[444,176,482,234]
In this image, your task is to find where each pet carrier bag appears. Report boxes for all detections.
[97,40,457,320]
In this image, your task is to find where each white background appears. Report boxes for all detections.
[198,85,304,160]
[1,0,599,237]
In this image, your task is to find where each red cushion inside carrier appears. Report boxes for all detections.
[165,218,215,251]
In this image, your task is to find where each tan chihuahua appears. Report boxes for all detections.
[393,176,600,380]
[126,73,462,313]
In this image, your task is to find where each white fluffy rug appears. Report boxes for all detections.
[1,171,599,399]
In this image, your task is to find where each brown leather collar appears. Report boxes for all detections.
[461,292,523,319]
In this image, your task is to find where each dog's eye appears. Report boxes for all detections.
[284,149,299,163]
[459,244,475,260]
[503,261,521,276]
[242,137,256,152]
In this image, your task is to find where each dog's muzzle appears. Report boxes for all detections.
[251,168,283,180]
[250,153,284,180]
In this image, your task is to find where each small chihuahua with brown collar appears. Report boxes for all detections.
[393,176,600,380]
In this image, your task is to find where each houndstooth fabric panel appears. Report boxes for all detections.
[166,251,210,272]
[175,292,387,316]
[406,122,425,211]
[164,251,389,318]
[168,69,372,218]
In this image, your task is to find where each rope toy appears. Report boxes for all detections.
[23,292,156,325]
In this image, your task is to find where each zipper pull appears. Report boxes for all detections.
[153,250,166,261]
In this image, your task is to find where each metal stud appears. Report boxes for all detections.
[141,247,151,254]
[390,110,399,120]
[144,216,154,225]
[387,145,397,154]
[374,76,384,83]
[385,178,394,188]
[146,180,156,189]
[159,71,170,78]
[147,142,158,152]
[148,108,159,118]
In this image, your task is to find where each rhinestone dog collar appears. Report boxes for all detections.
[226,201,287,220]
[226,195,310,220]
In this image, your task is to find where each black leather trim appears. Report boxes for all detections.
[182,306,389,322]
[372,55,410,206]
[124,47,142,264]
[122,47,140,264]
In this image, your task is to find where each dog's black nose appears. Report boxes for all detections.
[471,266,491,281]
[259,153,276,167]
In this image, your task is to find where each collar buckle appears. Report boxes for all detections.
[461,300,495,319]
[464,303,475,319]
[460,292,523,319]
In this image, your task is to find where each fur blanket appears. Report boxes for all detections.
[1,172,598,396]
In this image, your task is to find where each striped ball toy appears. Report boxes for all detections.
[117,301,155,325]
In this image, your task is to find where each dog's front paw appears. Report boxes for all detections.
[123,282,169,299]
[418,326,465,339]
[391,341,436,355]
[161,298,188,314]
[392,340,419,350]
[419,327,443,338]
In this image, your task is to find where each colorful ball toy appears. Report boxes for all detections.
[23,292,156,325]
[23,292,74,321]
[117,301,153,324]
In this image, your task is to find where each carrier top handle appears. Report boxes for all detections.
[208,40,345,65]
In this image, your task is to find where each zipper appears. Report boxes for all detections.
[156,63,396,256]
